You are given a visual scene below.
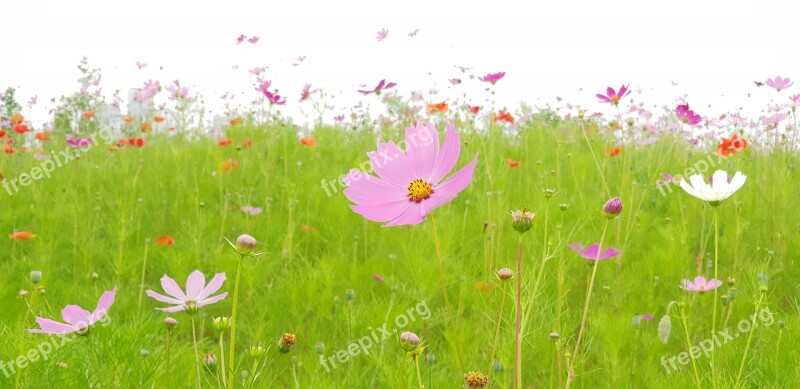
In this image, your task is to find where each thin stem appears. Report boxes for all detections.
[220,331,228,387]
[566,220,609,388]
[679,303,703,389]
[166,330,172,388]
[228,255,245,389]
[414,355,425,389]
[487,283,507,382]
[514,234,523,389]
[137,241,150,313]
[191,316,202,389]
[735,290,766,386]
[711,206,719,385]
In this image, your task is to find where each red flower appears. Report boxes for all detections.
[218,139,233,147]
[468,105,481,114]
[427,102,448,114]
[155,235,175,247]
[242,139,253,148]
[0,130,6,138]
[494,110,514,124]
[83,111,95,119]
[717,134,747,156]
[9,231,37,240]
[13,124,29,134]
[607,147,621,157]
[300,137,317,147]
[506,158,520,168]
[153,116,165,123]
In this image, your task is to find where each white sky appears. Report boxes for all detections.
[2,0,798,127]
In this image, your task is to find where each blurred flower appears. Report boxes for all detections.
[479,72,505,84]
[146,270,228,313]
[9,114,24,126]
[83,111,95,120]
[29,287,117,334]
[716,134,747,156]
[9,231,37,240]
[300,137,317,147]
[676,104,701,125]
[680,276,723,292]
[464,371,488,389]
[13,124,29,134]
[220,159,239,172]
[427,102,448,114]
[505,158,520,168]
[67,137,92,147]
[567,243,620,261]
[218,139,233,147]
[155,235,175,247]
[279,332,297,353]
[679,170,746,206]
[607,146,621,157]
[247,36,259,44]
[596,85,631,105]
[494,110,514,124]
[468,105,481,114]
[765,76,794,92]
[35,132,50,141]
[153,116,165,123]
[241,206,263,216]
[400,331,420,345]
[376,28,388,42]
[358,79,396,95]
[300,84,312,102]
[343,121,478,226]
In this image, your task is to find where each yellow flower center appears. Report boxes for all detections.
[611,94,619,103]
[407,179,433,203]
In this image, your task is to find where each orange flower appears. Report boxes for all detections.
[139,122,152,133]
[242,139,253,148]
[220,158,239,172]
[300,137,317,147]
[13,124,29,134]
[717,134,748,156]
[218,139,233,147]
[229,117,241,126]
[9,114,24,126]
[122,116,135,123]
[468,105,481,114]
[83,111,95,119]
[155,235,175,247]
[427,102,448,114]
[607,147,621,157]
[494,110,514,124]
[3,146,14,154]
[153,115,165,123]
[506,158,520,168]
[9,231,36,240]
[35,132,50,141]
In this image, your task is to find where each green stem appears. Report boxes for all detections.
[711,206,719,385]
[679,303,703,389]
[166,330,172,388]
[220,331,228,387]
[566,220,609,388]
[414,355,425,389]
[734,290,766,386]
[228,255,244,389]
[191,317,202,389]
[137,241,149,313]
[487,283,506,382]
[514,234,523,389]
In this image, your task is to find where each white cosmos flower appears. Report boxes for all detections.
[679,170,746,206]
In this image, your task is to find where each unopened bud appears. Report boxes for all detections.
[279,333,297,354]
[602,197,623,219]
[213,317,232,331]
[30,270,42,284]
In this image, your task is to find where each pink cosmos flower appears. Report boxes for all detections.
[372,274,385,282]
[789,94,800,107]
[567,243,621,261]
[241,206,263,216]
[27,95,37,107]
[146,270,228,313]
[596,85,631,105]
[343,121,478,226]
[765,76,794,92]
[265,91,286,105]
[67,137,92,147]
[676,104,701,125]
[680,276,723,292]
[358,79,396,95]
[334,115,345,123]
[300,84,312,102]
[376,28,388,42]
[135,61,147,69]
[479,72,505,84]
[29,287,117,334]
[236,34,246,44]
[247,36,259,44]
[448,78,461,85]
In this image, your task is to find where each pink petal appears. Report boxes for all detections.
[147,290,184,305]
[405,122,439,179]
[599,247,621,260]
[693,276,707,287]
[596,94,611,102]
[367,142,415,187]
[196,273,226,301]
[29,318,77,334]
[90,286,117,324]
[160,274,187,301]
[61,305,92,327]
[186,270,206,300]
[343,170,407,205]
[429,154,478,205]
[567,243,585,255]
[197,292,228,308]
[581,244,600,260]
[352,200,412,223]
[606,87,615,97]
[707,279,723,289]
[384,202,426,226]
[156,305,187,313]
[428,122,461,184]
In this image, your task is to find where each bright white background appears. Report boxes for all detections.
[1,0,798,127]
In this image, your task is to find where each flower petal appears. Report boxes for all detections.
[405,122,439,179]
[196,273,226,301]
[90,286,117,324]
[61,305,92,327]
[186,270,206,300]
[156,305,187,313]
[431,154,478,202]
[368,142,415,187]
[197,292,228,308]
[343,170,407,205]
[160,274,187,301]
[29,317,77,334]
[384,202,426,226]
[352,200,413,223]
[147,290,184,305]
[428,122,461,184]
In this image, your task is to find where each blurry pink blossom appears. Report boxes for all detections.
[765,76,793,92]
[376,28,388,42]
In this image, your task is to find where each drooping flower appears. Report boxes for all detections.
[376,28,388,42]
[716,134,747,156]
[146,270,228,313]
[29,287,117,334]
[765,76,794,92]
[358,79,396,95]
[676,104,701,125]
[680,276,723,292]
[155,235,175,247]
[479,72,505,85]
[9,231,37,240]
[596,85,631,105]
[567,243,621,261]
[343,121,478,226]
[679,170,746,206]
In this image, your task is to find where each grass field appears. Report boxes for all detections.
[1,114,799,388]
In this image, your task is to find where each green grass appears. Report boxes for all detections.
[1,119,798,388]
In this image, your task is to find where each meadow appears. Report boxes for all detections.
[1,82,799,389]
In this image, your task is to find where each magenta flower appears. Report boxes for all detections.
[596,85,631,105]
[146,270,228,313]
[680,276,723,292]
[567,243,621,261]
[676,104,701,125]
[236,34,246,44]
[372,274,385,283]
[334,115,345,123]
[376,28,388,42]
[448,78,461,85]
[765,76,794,92]
[265,91,286,105]
[241,206,263,216]
[479,72,505,84]
[358,79,396,95]
[249,67,267,75]
[67,137,92,147]
[300,84,312,102]
[247,36,259,44]
[29,287,117,334]
[343,121,478,226]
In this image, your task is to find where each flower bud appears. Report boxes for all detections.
[19,289,29,298]
[213,317,232,331]
[140,349,150,358]
[493,360,503,372]
[542,188,557,198]
[30,270,42,285]
[400,331,420,346]
[315,342,325,355]
[184,301,198,315]
[510,207,536,234]
[345,289,355,300]
[202,352,217,370]
[559,203,569,211]
[236,234,258,252]
[464,371,489,389]
[164,317,178,329]
[426,353,436,364]
[57,362,68,369]
[279,333,297,354]
[602,197,623,219]
[778,320,785,329]
[91,272,99,280]
[549,332,560,340]
[496,268,513,281]
[250,344,267,358]
[658,315,672,344]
